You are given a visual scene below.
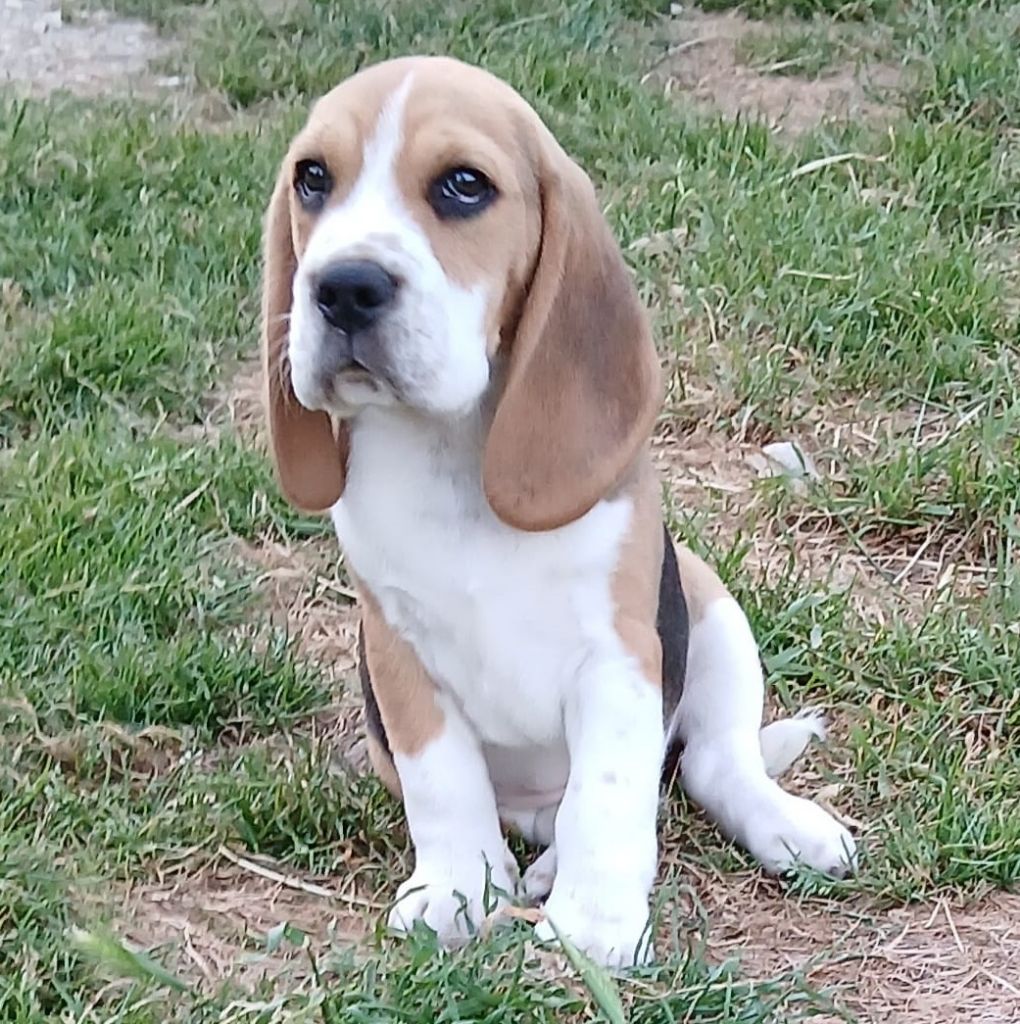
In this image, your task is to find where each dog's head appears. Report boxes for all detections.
[263,56,660,530]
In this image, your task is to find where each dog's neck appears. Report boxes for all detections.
[345,402,488,499]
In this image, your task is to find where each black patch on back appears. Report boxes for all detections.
[657,526,689,788]
[358,621,391,756]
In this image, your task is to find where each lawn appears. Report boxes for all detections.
[1,0,1018,1021]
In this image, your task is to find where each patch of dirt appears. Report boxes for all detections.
[646,9,902,136]
[104,860,375,992]
[216,359,265,440]
[107,853,1020,1022]
[221,363,360,682]
[0,0,178,98]
[655,424,886,617]
[228,532,371,768]
[685,883,1020,1024]
[232,534,359,675]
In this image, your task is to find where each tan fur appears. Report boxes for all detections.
[264,56,661,528]
[611,458,665,686]
[296,58,542,322]
[674,545,730,625]
[367,733,402,800]
[360,588,445,757]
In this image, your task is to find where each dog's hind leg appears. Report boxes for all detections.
[668,567,857,877]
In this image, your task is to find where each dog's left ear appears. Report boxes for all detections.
[262,165,348,512]
[482,144,661,532]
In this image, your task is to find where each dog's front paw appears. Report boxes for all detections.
[745,792,857,878]
[522,845,557,903]
[535,883,652,968]
[388,855,517,946]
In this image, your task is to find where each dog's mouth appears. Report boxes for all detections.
[306,323,398,401]
[321,361,399,413]
[335,365,377,386]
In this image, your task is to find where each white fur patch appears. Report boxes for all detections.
[760,709,827,778]
[336,409,633,756]
[535,650,661,966]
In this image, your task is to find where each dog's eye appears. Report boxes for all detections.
[294,159,332,209]
[428,167,497,219]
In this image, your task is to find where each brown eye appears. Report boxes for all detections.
[294,159,332,209]
[428,167,497,219]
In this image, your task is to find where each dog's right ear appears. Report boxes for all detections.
[262,164,347,512]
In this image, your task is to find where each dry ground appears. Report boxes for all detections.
[645,8,903,136]
[0,0,177,97]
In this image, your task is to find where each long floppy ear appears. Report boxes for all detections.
[482,149,661,532]
[262,166,347,512]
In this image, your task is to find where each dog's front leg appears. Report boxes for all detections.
[387,695,518,946]
[537,646,663,967]
[360,602,517,946]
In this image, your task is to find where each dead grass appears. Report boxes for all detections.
[657,428,934,623]
[106,861,373,992]
[231,535,358,674]
[654,377,999,621]
[224,367,359,677]
[644,9,902,137]
[100,788,1020,1022]
[690,884,1020,1024]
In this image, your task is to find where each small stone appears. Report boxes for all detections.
[761,440,820,481]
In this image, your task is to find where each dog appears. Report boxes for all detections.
[261,55,856,967]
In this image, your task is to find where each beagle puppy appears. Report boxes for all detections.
[261,55,856,967]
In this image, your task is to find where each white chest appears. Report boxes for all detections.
[332,409,632,754]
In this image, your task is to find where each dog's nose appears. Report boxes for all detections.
[314,260,398,334]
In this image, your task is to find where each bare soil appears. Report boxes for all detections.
[108,846,1020,1022]
[646,9,902,137]
[0,0,176,97]
[695,884,1020,1024]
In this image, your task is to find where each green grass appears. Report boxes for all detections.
[65,921,845,1024]
[1,0,1018,1019]
[736,26,853,77]
[699,0,893,20]
[901,0,1020,129]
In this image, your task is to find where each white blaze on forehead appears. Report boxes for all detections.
[300,72,415,274]
[364,70,415,169]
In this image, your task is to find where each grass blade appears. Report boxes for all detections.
[543,916,627,1024]
[70,927,192,994]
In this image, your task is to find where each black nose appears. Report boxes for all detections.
[314,260,398,334]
